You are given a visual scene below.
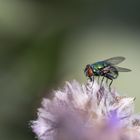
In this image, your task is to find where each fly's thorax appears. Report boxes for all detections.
[91,62,105,76]
[92,61,106,70]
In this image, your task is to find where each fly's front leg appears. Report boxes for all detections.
[89,76,94,88]
[88,76,94,83]
[89,76,94,82]
[92,75,94,82]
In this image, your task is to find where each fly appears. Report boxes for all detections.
[84,56,131,90]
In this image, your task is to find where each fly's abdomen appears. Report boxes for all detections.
[105,66,118,79]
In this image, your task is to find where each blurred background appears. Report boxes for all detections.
[1,0,140,140]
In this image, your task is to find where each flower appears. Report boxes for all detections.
[31,80,140,140]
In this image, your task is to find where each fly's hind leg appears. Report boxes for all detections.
[106,78,109,86]
[105,73,114,91]
[109,79,113,92]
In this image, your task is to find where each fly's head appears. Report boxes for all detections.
[84,64,94,78]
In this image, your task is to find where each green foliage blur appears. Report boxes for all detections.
[1,0,140,140]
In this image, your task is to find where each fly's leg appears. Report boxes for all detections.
[106,78,108,86]
[109,79,113,91]
[98,76,100,84]
[89,76,94,82]
[87,76,94,88]
[89,77,92,82]
[91,76,94,87]
[100,76,105,87]
[105,73,114,91]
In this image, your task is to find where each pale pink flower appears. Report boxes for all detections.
[31,80,140,140]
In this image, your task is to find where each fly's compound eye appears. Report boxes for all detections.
[84,65,93,77]
[84,65,90,75]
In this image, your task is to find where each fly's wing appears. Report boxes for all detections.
[114,66,131,72]
[104,56,125,65]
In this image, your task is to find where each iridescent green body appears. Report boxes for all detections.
[91,61,118,79]
[84,56,131,82]
[84,56,131,89]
